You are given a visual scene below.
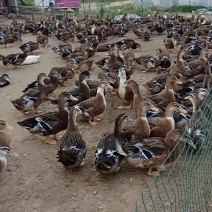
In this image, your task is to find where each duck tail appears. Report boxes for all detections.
[115,141,127,156]
[57,149,77,167]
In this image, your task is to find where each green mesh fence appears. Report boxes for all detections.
[137,88,212,212]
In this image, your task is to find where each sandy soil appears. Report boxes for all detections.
[0,15,179,212]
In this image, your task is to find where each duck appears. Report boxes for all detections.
[55,31,74,43]
[0,33,21,48]
[17,92,77,145]
[66,57,93,72]
[43,74,59,100]
[96,53,118,72]
[107,50,124,72]
[36,34,48,47]
[23,73,59,100]
[95,57,110,70]
[134,55,160,72]
[156,48,172,69]
[115,129,187,176]
[148,102,187,138]
[124,80,144,118]
[19,41,39,54]
[94,114,131,174]
[133,26,144,38]
[0,120,18,174]
[0,53,27,69]
[0,74,10,87]
[155,21,166,34]
[143,71,169,94]
[163,38,175,51]
[114,25,129,37]
[97,43,115,52]
[148,76,182,110]
[117,45,135,69]
[77,81,112,125]
[177,49,207,78]
[51,70,91,107]
[142,27,152,41]
[11,73,47,114]
[57,106,86,168]
[122,100,160,142]
[116,67,134,109]
[51,43,70,55]
[184,88,208,114]
[48,66,75,86]
[21,55,40,65]
[115,38,141,49]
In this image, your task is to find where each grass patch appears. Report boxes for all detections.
[165,5,206,12]
[21,0,35,6]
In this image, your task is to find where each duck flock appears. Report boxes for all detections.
[0,13,211,176]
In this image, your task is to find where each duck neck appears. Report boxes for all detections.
[79,80,90,100]
[37,76,47,91]
[58,95,66,113]
[135,108,150,134]
[113,119,125,139]
[165,79,174,90]
[119,72,127,85]
[67,107,79,132]
[164,105,175,117]
[130,83,141,96]
[50,75,59,86]
[136,106,148,118]
[177,49,184,63]
[96,86,106,106]
[190,95,201,113]
[108,52,116,64]
[164,129,182,150]
[0,154,7,173]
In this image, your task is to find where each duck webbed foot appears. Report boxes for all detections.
[89,117,98,125]
[45,136,56,145]
[54,134,60,141]
[156,164,166,172]
[110,88,117,95]
[24,111,30,115]
[46,95,55,100]
[35,109,43,114]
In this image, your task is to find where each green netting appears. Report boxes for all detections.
[137,88,212,212]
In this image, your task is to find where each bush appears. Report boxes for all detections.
[22,0,35,6]
[165,5,206,13]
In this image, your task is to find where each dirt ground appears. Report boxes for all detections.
[0,15,179,212]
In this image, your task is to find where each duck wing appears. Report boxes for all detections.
[17,112,65,134]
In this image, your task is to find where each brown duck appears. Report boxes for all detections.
[17,92,77,144]
[77,81,112,125]
[123,100,160,142]
[11,73,47,114]
[148,102,187,138]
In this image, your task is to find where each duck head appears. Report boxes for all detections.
[0,120,13,131]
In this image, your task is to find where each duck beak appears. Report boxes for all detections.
[175,77,183,85]
[123,82,128,87]
[127,116,134,122]
[180,107,187,114]
[70,95,78,101]
[9,149,18,157]
[180,137,196,149]
[6,124,13,130]
[106,82,114,90]
[150,106,160,112]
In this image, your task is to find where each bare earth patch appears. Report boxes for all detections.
[0,15,179,212]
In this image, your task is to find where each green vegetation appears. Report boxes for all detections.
[165,5,206,12]
[95,4,146,19]
[21,0,35,6]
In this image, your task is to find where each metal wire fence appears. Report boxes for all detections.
[137,88,212,212]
